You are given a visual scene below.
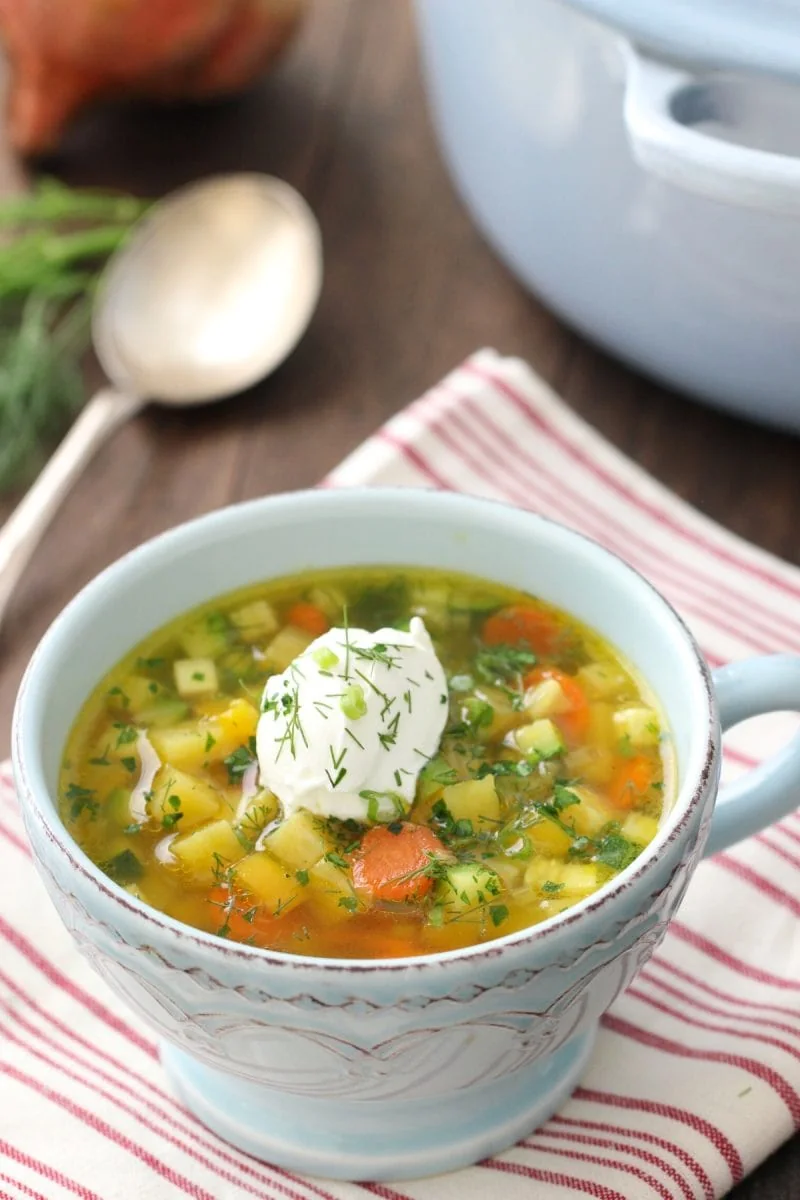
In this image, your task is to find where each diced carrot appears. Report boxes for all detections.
[481,605,559,654]
[285,602,330,637]
[351,823,448,903]
[524,666,589,742]
[607,755,655,809]
[207,884,303,944]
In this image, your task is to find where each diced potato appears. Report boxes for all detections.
[118,675,170,714]
[526,817,573,857]
[230,599,279,642]
[149,724,208,772]
[524,677,571,719]
[263,810,331,870]
[438,862,503,914]
[409,581,450,630]
[172,819,247,883]
[307,858,358,921]
[472,685,526,742]
[485,855,525,891]
[174,658,219,699]
[566,785,613,837]
[234,788,280,831]
[264,625,315,671]
[152,767,222,830]
[233,851,302,913]
[576,663,630,700]
[514,718,565,760]
[204,698,260,762]
[622,812,660,846]
[180,615,229,659]
[613,707,661,747]
[565,745,614,785]
[587,702,614,750]
[441,775,501,831]
[525,857,598,896]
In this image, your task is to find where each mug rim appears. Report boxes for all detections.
[12,486,718,974]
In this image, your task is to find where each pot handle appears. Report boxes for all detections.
[704,655,800,857]
[623,49,800,215]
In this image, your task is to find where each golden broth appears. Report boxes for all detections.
[59,567,673,958]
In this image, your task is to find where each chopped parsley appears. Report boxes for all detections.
[224,738,257,783]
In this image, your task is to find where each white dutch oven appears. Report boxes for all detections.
[415,0,800,431]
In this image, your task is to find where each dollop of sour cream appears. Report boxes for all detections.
[256,617,448,823]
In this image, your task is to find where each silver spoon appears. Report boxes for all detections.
[0,173,322,631]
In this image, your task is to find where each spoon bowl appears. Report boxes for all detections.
[0,173,323,631]
[94,174,322,405]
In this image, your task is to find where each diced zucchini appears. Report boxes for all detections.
[230,599,279,642]
[151,767,222,830]
[307,858,359,920]
[524,677,571,719]
[566,785,613,837]
[264,626,315,671]
[174,658,219,699]
[565,745,614,785]
[525,857,598,896]
[576,663,630,700]
[233,851,302,913]
[307,585,347,621]
[180,614,230,659]
[172,819,247,884]
[409,580,450,630]
[437,862,502,914]
[134,696,190,728]
[484,855,525,891]
[613,707,661,747]
[621,812,660,846]
[514,718,565,760]
[99,848,143,885]
[440,775,501,831]
[263,810,331,870]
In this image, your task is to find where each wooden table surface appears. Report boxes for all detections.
[1,1,798,1193]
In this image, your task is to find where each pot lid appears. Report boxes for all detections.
[565,0,800,80]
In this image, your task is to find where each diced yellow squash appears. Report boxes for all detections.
[233,851,302,913]
[613,707,661,747]
[526,817,573,857]
[263,810,331,870]
[587,702,614,749]
[525,857,598,895]
[567,785,614,837]
[622,812,660,846]
[149,724,208,772]
[152,767,222,830]
[307,858,358,921]
[438,862,503,914]
[230,599,279,642]
[576,663,630,700]
[565,745,615,785]
[172,819,246,883]
[441,775,501,831]
[524,677,570,719]
[180,615,229,659]
[174,658,218,699]
[264,625,315,671]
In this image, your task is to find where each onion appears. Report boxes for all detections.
[0,0,307,154]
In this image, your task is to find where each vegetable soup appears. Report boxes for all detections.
[59,567,673,958]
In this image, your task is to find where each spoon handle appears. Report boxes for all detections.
[0,387,144,632]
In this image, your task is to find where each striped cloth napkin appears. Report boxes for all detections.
[1,348,799,1200]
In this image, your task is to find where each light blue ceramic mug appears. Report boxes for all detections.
[12,489,800,1180]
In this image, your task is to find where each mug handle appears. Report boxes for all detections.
[703,655,800,857]
[623,48,800,215]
